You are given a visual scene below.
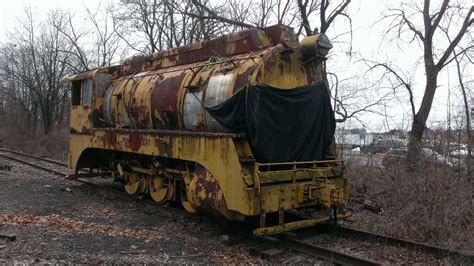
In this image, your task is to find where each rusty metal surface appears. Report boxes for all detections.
[261,25,298,47]
[183,91,203,130]
[189,164,235,220]
[68,66,121,81]
[150,71,188,129]
[96,25,323,133]
[102,54,264,132]
[70,25,328,135]
[67,25,343,234]
[99,127,245,138]
[121,27,274,75]
[203,73,234,131]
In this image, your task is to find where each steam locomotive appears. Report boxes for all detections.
[68,25,350,235]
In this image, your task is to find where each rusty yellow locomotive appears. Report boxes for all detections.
[68,25,351,235]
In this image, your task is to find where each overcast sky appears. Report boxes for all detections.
[1,0,472,132]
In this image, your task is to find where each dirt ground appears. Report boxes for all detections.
[0,150,471,264]
[0,158,296,264]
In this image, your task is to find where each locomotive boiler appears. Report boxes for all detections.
[67,25,351,235]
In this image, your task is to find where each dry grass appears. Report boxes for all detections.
[349,162,473,251]
[0,126,68,161]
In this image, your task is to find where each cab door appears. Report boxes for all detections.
[70,78,93,134]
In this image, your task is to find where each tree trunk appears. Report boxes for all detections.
[407,72,438,171]
[462,94,472,177]
[455,55,472,176]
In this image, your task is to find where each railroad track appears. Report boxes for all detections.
[0,148,191,215]
[333,225,473,262]
[265,232,381,265]
[273,223,474,265]
[0,148,69,176]
[0,148,472,265]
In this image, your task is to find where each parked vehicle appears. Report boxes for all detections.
[449,149,469,159]
[361,139,405,154]
[382,147,464,171]
[448,143,467,152]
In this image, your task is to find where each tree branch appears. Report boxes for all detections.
[436,6,474,69]
[189,0,255,28]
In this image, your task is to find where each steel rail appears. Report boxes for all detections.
[0,150,190,217]
[274,234,380,265]
[334,226,474,263]
[0,153,68,176]
[0,148,67,167]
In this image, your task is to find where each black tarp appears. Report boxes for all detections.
[206,83,335,163]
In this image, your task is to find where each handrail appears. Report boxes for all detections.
[256,159,343,167]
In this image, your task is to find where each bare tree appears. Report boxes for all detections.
[52,11,90,72]
[295,0,351,36]
[186,0,352,38]
[52,3,124,71]
[113,0,228,53]
[0,42,40,132]
[113,0,163,53]
[85,3,124,68]
[381,0,473,168]
[330,70,393,125]
[364,60,417,118]
[452,48,473,175]
[441,21,474,175]
[0,8,74,134]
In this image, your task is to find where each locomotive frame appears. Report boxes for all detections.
[67,25,351,235]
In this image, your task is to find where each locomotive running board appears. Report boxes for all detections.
[253,210,352,236]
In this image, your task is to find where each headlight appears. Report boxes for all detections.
[300,33,333,59]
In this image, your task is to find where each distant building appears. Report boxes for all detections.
[335,128,373,147]
[373,129,408,144]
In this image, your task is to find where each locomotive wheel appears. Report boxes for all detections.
[138,174,149,194]
[181,177,197,214]
[181,199,197,214]
[149,177,170,203]
[124,173,141,195]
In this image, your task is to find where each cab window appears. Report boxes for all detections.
[82,79,93,106]
[71,78,93,106]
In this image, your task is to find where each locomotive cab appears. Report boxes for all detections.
[67,25,351,235]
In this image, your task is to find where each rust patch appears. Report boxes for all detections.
[92,108,106,127]
[262,48,279,72]
[303,63,315,84]
[103,130,117,148]
[121,28,276,75]
[262,25,297,46]
[234,65,258,92]
[81,126,91,134]
[122,54,150,76]
[70,127,91,135]
[279,63,284,75]
[150,72,187,129]
[190,165,232,220]
[128,132,142,152]
[154,136,172,156]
